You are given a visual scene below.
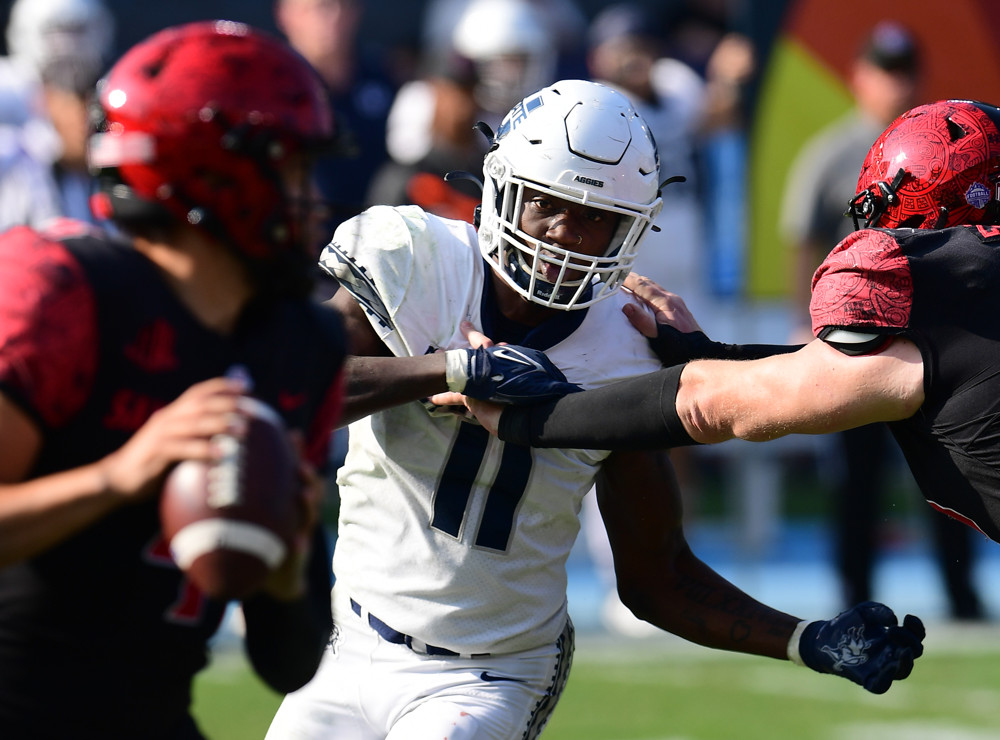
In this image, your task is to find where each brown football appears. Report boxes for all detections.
[160,397,299,601]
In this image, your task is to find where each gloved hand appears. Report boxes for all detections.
[444,345,582,404]
[647,324,801,366]
[645,325,719,366]
[790,601,925,694]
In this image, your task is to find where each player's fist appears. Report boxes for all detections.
[793,601,925,694]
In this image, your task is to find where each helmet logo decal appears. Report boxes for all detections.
[966,182,990,209]
[496,93,544,139]
[573,175,604,188]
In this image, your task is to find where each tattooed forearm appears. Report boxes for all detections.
[665,566,794,651]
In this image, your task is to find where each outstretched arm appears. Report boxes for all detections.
[599,449,924,694]
[332,290,582,426]
[327,289,450,426]
[486,337,924,448]
[623,273,802,366]
[675,337,924,442]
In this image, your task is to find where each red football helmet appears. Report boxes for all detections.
[88,20,335,270]
[847,100,1000,230]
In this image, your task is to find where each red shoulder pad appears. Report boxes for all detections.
[809,230,913,337]
[0,227,97,427]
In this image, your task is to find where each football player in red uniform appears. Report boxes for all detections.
[0,21,346,739]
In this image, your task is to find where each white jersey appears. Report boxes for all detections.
[322,205,661,655]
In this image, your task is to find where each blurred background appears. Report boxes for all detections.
[3,0,999,644]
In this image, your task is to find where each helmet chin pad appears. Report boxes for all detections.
[503,235,592,306]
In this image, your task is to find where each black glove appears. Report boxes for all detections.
[445,345,582,404]
[646,324,802,367]
[792,601,925,694]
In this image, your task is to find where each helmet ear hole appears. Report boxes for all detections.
[946,117,967,141]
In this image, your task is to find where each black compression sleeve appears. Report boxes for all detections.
[707,341,803,360]
[241,529,333,694]
[646,324,802,366]
[497,364,698,450]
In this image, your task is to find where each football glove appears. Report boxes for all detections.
[646,324,801,367]
[789,601,925,694]
[445,345,582,404]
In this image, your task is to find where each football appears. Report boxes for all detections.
[160,396,300,601]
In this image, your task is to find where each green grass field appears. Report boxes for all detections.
[192,624,1000,739]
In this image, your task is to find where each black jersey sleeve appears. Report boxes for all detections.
[497,364,698,450]
[240,527,333,693]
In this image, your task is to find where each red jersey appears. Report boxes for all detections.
[812,225,1000,542]
[0,223,345,738]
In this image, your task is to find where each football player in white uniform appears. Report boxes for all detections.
[267,80,924,740]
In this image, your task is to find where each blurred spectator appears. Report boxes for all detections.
[581,3,712,637]
[0,0,115,230]
[365,52,486,222]
[698,30,756,301]
[586,3,708,321]
[275,0,397,238]
[660,0,735,78]
[374,0,564,223]
[450,0,559,123]
[422,0,586,83]
[388,0,556,170]
[780,20,985,621]
[653,0,758,303]
[782,21,922,320]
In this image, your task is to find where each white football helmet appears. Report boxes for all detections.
[6,0,115,84]
[479,79,662,310]
[452,0,556,116]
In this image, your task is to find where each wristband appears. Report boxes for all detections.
[786,619,811,666]
[444,349,470,393]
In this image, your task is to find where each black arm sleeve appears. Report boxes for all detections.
[497,364,699,450]
[241,528,333,694]
[698,340,803,361]
[647,324,802,366]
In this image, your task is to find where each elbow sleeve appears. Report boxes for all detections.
[498,365,698,450]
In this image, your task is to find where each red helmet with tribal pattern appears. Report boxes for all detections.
[847,99,1000,230]
[88,20,336,283]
